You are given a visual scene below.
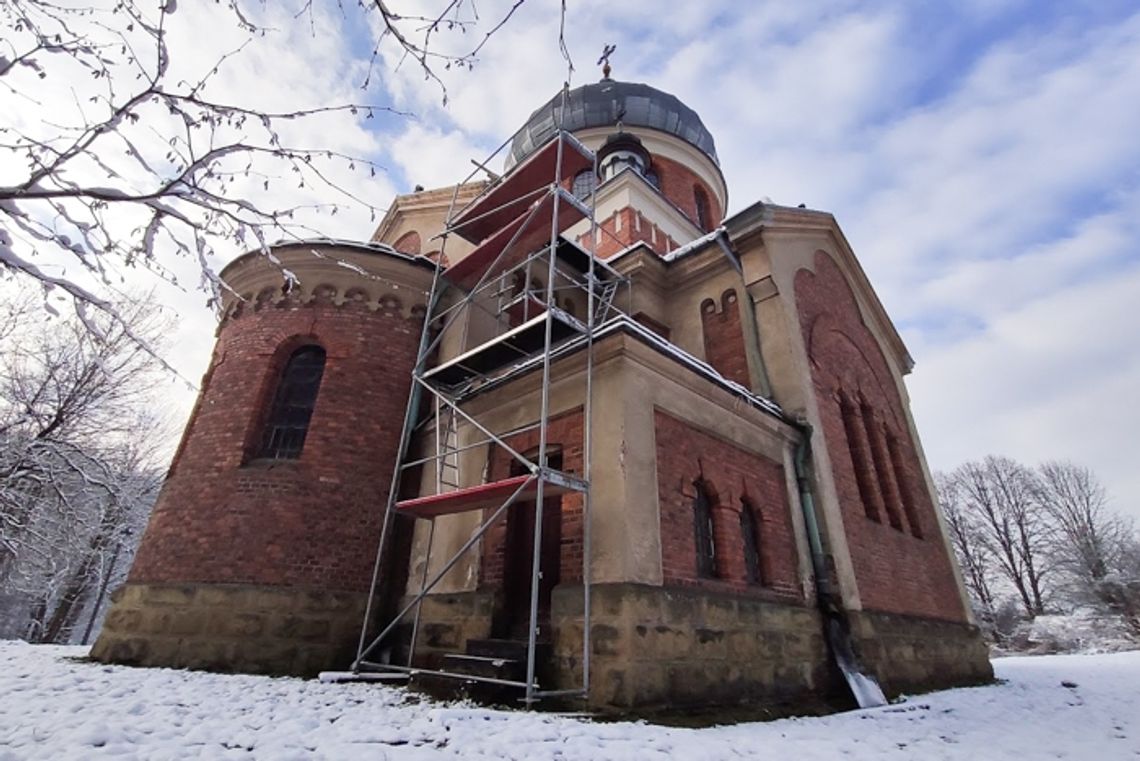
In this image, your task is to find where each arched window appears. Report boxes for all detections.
[693,480,717,578]
[740,496,765,585]
[572,169,597,200]
[259,345,326,459]
[694,186,711,231]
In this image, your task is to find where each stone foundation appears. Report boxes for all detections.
[550,582,833,711]
[401,591,496,665]
[91,582,369,677]
[847,609,993,696]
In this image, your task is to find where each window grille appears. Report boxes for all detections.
[740,496,764,584]
[693,480,717,578]
[259,345,326,459]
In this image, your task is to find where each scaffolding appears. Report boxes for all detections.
[351,90,628,706]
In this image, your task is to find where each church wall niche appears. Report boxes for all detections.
[794,251,966,623]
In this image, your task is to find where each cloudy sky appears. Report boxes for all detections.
[10,0,1137,518]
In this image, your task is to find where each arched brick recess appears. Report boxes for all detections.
[394,230,422,255]
[654,410,801,600]
[700,288,749,386]
[794,251,965,622]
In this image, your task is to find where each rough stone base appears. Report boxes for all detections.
[551,583,833,712]
[90,582,369,677]
[398,591,496,667]
[848,609,994,696]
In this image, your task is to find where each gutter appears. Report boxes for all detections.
[791,419,887,709]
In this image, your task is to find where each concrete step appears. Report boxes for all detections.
[441,652,524,681]
[465,638,550,663]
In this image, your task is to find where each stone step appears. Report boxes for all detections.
[465,638,550,663]
[440,652,524,681]
[410,653,527,706]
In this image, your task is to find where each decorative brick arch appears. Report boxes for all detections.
[394,230,422,255]
[700,288,749,386]
[794,251,964,622]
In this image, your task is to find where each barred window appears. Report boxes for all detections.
[572,169,597,200]
[740,496,765,585]
[259,345,326,459]
[693,480,717,578]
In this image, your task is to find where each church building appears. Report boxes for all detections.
[92,71,991,713]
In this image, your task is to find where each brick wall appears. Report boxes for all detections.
[794,251,967,622]
[700,288,750,386]
[129,295,423,594]
[479,409,585,588]
[653,410,802,602]
[574,154,722,258]
[651,155,723,232]
[583,207,680,258]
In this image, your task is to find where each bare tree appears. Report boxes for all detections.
[936,471,998,621]
[950,456,1052,617]
[0,283,169,642]
[1037,462,1126,588]
[1036,461,1139,633]
[1,0,528,321]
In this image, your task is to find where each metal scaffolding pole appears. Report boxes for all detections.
[351,100,615,706]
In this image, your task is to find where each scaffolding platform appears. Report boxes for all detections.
[354,97,602,708]
[449,133,595,243]
[421,310,584,388]
[444,188,592,291]
[396,474,578,518]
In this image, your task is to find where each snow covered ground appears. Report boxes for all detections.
[1,642,1137,760]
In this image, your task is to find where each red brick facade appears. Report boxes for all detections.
[130,294,423,594]
[653,409,802,602]
[575,154,723,258]
[585,207,681,258]
[651,155,722,232]
[700,288,750,386]
[794,251,966,622]
[479,409,585,587]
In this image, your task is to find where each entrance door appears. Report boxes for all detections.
[497,452,562,641]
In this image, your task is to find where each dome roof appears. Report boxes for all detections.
[507,79,718,168]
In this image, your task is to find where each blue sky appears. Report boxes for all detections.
[354,0,1140,519]
[22,1,1132,518]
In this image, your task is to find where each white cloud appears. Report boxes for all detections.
[11,1,1138,520]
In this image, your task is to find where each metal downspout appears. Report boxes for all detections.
[792,420,887,709]
[793,421,831,603]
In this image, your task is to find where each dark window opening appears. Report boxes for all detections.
[572,169,597,200]
[740,497,765,585]
[694,186,712,231]
[259,345,326,459]
[693,480,717,578]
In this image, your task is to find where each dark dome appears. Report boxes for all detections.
[507,79,718,168]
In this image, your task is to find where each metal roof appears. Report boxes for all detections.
[507,79,718,168]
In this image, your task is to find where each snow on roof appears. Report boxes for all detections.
[456,313,784,420]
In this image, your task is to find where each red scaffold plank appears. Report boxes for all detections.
[449,134,593,244]
[444,189,587,291]
[396,475,575,518]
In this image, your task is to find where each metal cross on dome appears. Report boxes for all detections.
[598,43,616,78]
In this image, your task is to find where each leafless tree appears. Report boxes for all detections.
[936,471,998,621]
[1037,462,1126,588]
[1,283,169,642]
[1035,461,1139,633]
[947,456,1052,617]
[1,0,528,324]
